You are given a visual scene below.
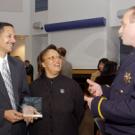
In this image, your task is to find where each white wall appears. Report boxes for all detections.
[107,27,120,63]
[46,0,135,68]
[110,0,135,26]
[0,0,22,12]
[0,0,31,35]
[49,27,107,69]
[10,36,25,61]
[31,35,48,78]
[3,0,135,70]
[47,0,109,69]
[48,0,109,23]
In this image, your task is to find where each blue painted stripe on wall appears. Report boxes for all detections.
[44,17,106,32]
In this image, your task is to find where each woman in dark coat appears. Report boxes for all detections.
[29,44,84,135]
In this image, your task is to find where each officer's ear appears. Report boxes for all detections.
[41,62,46,67]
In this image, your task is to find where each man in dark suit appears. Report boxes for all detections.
[0,22,29,135]
[24,60,34,84]
[84,6,135,135]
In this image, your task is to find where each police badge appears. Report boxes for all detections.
[124,72,132,83]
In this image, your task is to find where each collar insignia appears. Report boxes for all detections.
[124,72,132,84]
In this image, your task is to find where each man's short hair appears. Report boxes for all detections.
[0,22,14,31]
[127,6,135,23]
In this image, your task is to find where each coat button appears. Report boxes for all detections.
[120,89,124,93]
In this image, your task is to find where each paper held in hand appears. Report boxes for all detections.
[23,114,43,118]
[22,97,43,118]
[22,104,43,118]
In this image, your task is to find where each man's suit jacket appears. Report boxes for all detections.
[0,55,29,135]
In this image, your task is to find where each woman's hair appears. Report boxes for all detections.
[37,44,58,77]
[58,47,66,57]
[101,61,117,76]
[97,58,109,70]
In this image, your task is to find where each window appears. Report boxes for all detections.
[35,0,48,12]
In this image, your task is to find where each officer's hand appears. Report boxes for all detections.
[4,110,23,123]
[87,79,103,96]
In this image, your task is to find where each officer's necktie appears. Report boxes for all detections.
[2,59,16,110]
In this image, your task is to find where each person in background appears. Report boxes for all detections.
[0,22,29,135]
[29,44,84,135]
[84,6,135,135]
[14,56,23,61]
[91,58,109,81]
[93,61,117,135]
[25,60,34,84]
[95,61,117,86]
[58,47,72,78]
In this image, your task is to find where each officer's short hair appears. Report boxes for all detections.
[127,6,135,23]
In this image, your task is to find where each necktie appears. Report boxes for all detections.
[2,59,16,110]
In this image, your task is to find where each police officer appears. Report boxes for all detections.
[84,6,135,135]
